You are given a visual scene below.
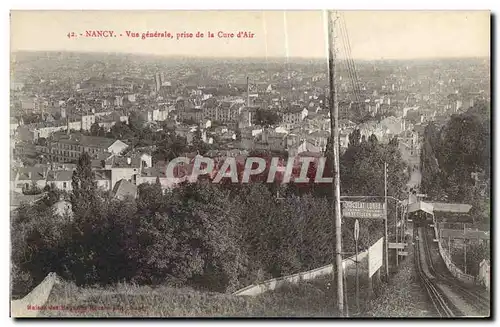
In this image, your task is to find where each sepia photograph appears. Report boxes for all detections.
[9,9,491,318]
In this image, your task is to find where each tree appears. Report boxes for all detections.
[90,122,105,137]
[133,211,204,286]
[137,177,164,213]
[37,137,47,146]
[128,111,146,132]
[170,183,246,293]
[254,109,279,127]
[70,152,97,218]
[420,102,491,204]
[420,123,443,198]
[192,128,207,155]
[234,126,242,142]
[109,121,132,140]
[153,134,188,163]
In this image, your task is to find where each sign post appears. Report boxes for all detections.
[342,201,386,219]
[354,219,360,313]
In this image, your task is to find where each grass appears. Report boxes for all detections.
[32,252,425,317]
[39,277,341,317]
[364,247,433,317]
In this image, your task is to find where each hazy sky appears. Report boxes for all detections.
[10,10,490,60]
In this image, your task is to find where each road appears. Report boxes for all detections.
[407,168,421,204]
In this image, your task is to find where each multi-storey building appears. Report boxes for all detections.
[39,134,128,163]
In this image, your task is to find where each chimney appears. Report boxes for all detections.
[66,110,70,135]
[127,157,131,165]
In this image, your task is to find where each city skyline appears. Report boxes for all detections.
[11,10,490,60]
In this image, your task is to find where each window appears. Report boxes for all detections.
[63,182,67,189]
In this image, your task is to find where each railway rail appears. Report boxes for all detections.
[414,227,460,317]
[421,227,490,315]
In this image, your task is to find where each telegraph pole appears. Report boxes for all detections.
[325,10,344,316]
[395,202,399,267]
[384,162,389,277]
[246,76,250,107]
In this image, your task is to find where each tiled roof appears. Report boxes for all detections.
[106,155,141,168]
[46,170,73,182]
[112,179,137,199]
[141,167,166,178]
[16,167,48,181]
[53,134,122,149]
[431,202,472,213]
[94,169,111,181]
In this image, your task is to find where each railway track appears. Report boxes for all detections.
[415,227,460,317]
[421,227,490,315]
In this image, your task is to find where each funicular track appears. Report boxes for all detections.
[421,227,490,315]
[414,227,460,317]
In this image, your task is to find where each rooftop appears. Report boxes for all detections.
[112,179,138,200]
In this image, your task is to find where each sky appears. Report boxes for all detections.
[10,10,491,60]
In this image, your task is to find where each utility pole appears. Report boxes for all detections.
[395,202,399,267]
[246,76,250,107]
[463,223,467,274]
[325,9,344,316]
[384,162,389,277]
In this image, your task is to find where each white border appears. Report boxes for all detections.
[2,1,498,326]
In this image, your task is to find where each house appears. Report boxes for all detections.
[31,122,67,139]
[12,166,48,193]
[42,134,128,163]
[136,167,182,191]
[112,179,138,200]
[306,130,329,152]
[46,170,73,192]
[280,107,308,124]
[10,117,20,136]
[288,140,322,157]
[16,126,36,142]
[20,97,40,113]
[94,169,112,191]
[81,114,96,131]
[107,155,142,189]
[152,108,169,122]
[68,119,82,131]
[178,108,203,123]
[175,125,197,145]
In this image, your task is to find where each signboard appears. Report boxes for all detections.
[342,201,386,219]
[354,219,360,241]
[398,251,409,256]
[388,242,405,249]
[368,237,384,278]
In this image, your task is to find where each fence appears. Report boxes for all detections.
[433,224,476,285]
[233,250,369,296]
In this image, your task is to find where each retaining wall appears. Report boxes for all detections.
[478,260,490,290]
[233,250,369,296]
[433,224,476,285]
